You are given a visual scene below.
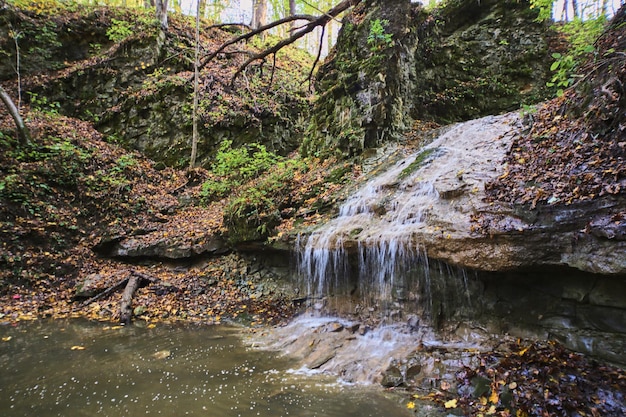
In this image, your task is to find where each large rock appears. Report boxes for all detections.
[304,0,553,157]
[298,112,625,275]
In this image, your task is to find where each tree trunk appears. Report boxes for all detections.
[251,0,268,30]
[120,275,142,325]
[289,0,297,32]
[189,0,200,170]
[156,0,169,30]
[0,85,30,145]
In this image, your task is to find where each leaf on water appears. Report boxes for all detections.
[70,345,86,350]
[2,336,12,342]
[152,349,171,360]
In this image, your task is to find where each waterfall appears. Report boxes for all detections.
[297,147,443,317]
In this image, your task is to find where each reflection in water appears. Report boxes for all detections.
[0,319,411,417]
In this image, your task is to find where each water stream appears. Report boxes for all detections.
[0,319,412,417]
[296,122,481,318]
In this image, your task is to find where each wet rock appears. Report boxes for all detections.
[105,233,227,259]
[327,322,344,333]
[74,273,104,298]
[381,365,404,388]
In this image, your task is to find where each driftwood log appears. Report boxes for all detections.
[78,270,167,324]
[120,275,142,325]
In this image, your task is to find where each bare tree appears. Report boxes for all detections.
[196,0,361,84]
[189,0,200,169]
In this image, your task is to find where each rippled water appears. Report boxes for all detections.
[0,319,412,417]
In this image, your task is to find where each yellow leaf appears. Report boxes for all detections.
[479,396,488,405]
[70,345,86,350]
[406,401,416,409]
[444,399,458,409]
[518,346,530,356]
[147,323,156,329]
[489,389,499,404]
[486,405,497,415]
[2,336,12,342]
[508,381,518,389]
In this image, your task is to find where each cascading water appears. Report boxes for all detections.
[297,143,446,318]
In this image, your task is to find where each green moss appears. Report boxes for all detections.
[397,148,438,180]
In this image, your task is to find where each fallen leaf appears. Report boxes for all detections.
[444,399,458,409]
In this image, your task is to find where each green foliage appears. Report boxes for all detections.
[547,52,577,96]
[27,92,61,115]
[530,0,608,97]
[8,0,78,15]
[367,19,394,52]
[106,19,134,43]
[200,140,282,202]
[529,0,554,22]
[546,13,606,97]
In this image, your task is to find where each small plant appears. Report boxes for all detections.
[89,43,102,54]
[27,92,61,115]
[367,19,394,52]
[547,52,577,96]
[200,140,281,202]
[106,19,133,43]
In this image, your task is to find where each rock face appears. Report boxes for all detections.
[294,112,626,364]
[0,4,308,168]
[298,112,626,276]
[304,0,553,157]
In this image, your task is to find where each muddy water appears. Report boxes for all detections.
[0,319,412,417]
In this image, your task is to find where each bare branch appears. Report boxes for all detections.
[196,14,318,76]
[307,24,326,91]
[231,0,361,82]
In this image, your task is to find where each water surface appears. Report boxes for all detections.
[0,319,411,417]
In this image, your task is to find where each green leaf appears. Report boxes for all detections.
[550,61,560,71]
[551,52,562,59]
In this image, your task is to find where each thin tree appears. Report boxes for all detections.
[189,0,200,169]
[0,85,31,145]
[156,0,169,29]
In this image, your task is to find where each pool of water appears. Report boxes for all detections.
[0,319,413,417]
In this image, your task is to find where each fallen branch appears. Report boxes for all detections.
[80,278,129,307]
[120,275,142,325]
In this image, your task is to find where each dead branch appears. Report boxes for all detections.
[230,0,361,83]
[195,14,318,77]
[207,22,251,31]
[307,24,326,90]
[79,278,129,307]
